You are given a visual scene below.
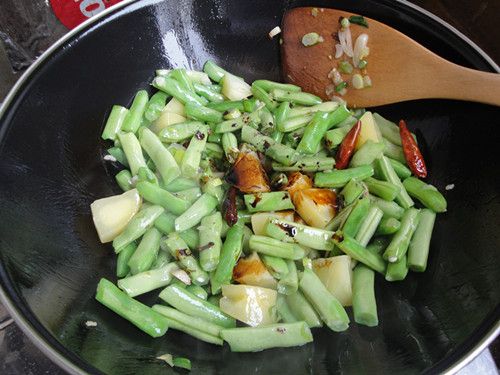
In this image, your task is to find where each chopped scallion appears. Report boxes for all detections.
[338,61,353,74]
[301,32,323,47]
[349,15,369,28]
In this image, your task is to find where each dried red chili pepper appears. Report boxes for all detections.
[222,186,238,226]
[399,120,427,178]
[335,120,362,170]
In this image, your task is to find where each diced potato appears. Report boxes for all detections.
[90,189,142,243]
[355,111,382,150]
[151,111,186,133]
[227,150,270,193]
[251,211,295,235]
[220,284,278,327]
[163,97,185,116]
[233,252,277,289]
[292,188,337,228]
[282,172,313,199]
[312,255,353,306]
[221,73,252,101]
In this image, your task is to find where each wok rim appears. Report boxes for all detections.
[0,0,498,374]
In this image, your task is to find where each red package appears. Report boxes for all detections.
[50,0,124,29]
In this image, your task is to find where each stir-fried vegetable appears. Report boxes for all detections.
[91,60,448,361]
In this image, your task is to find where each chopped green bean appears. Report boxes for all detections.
[285,291,322,327]
[102,105,129,140]
[249,235,305,260]
[385,254,409,281]
[350,140,385,167]
[315,165,374,188]
[278,260,299,295]
[261,254,289,279]
[342,197,371,237]
[244,192,294,212]
[403,177,447,213]
[253,80,302,93]
[119,132,147,175]
[271,89,322,106]
[375,216,401,235]
[355,206,384,247]
[116,242,137,277]
[198,212,223,272]
[383,208,420,263]
[136,181,190,215]
[145,92,169,122]
[340,179,365,206]
[127,227,162,275]
[408,209,436,272]
[388,157,412,179]
[369,195,405,219]
[374,156,414,209]
[352,265,378,326]
[122,90,149,133]
[115,170,134,191]
[333,233,386,274]
[174,193,218,232]
[364,177,400,201]
[158,121,204,143]
[118,262,178,297]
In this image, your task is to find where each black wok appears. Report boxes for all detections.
[0,0,499,374]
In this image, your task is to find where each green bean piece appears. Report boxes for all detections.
[211,224,244,294]
[340,179,365,206]
[251,84,277,111]
[323,126,350,152]
[278,114,313,132]
[366,236,390,254]
[222,321,313,352]
[299,268,349,332]
[152,305,222,344]
[271,89,322,106]
[278,260,299,295]
[364,177,400,201]
[179,228,200,250]
[163,177,200,192]
[342,197,371,237]
[137,166,158,185]
[202,176,224,203]
[296,111,331,154]
[375,156,414,209]
[408,209,436,272]
[375,216,401,235]
[221,321,313,352]
[285,291,322,327]
[152,250,172,269]
[107,147,129,167]
[198,212,223,272]
[163,233,209,285]
[169,68,195,92]
[355,206,384,247]
[116,242,137,277]
[136,182,190,215]
[350,140,385,167]
[206,100,245,112]
[315,165,374,188]
[139,128,180,185]
[352,265,378,327]
[184,102,223,123]
[382,138,406,163]
[158,121,204,143]
[127,227,162,275]
[203,142,224,160]
[369,195,405,219]
[115,170,134,192]
[276,295,298,323]
[261,254,289,279]
[241,126,299,165]
[95,278,169,337]
[154,212,176,234]
[174,193,218,232]
[203,60,229,82]
[102,105,129,140]
[152,76,205,106]
[181,127,208,178]
[113,205,164,252]
[387,157,411,179]
[144,92,169,122]
[159,284,236,328]
[186,284,208,300]
[333,233,386,274]
[265,218,335,251]
[118,262,178,297]
[271,156,336,172]
[253,79,302,93]
[288,101,338,117]
[173,187,202,203]
[249,235,305,260]
[207,294,222,307]
[118,132,147,175]
[172,357,192,370]
[274,101,291,130]
[122,90,149,133]
[243,192,294,213]
[385,254,409,281]
[193,82,225,103]
[221,132,239,162]
[403,177,447,213]
[215,115,246,133]
[325,204,354,231]
[372,113,417,146]
[383,207,420,263]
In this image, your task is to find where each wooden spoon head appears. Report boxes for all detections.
[281,7,427,108]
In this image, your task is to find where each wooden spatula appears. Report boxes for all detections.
[281,7,500,107]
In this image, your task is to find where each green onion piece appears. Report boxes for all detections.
[349,15,369,28]
[338,61,353,74]
[301,32,324,47]
[335,82,348,92]
[358,59,368,69]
